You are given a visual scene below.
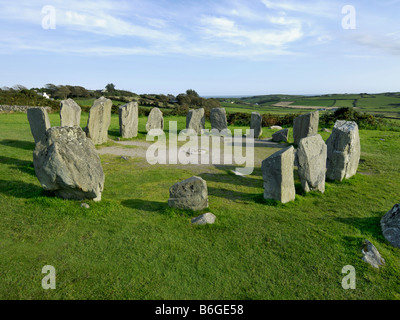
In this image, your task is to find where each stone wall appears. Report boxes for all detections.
[0,105,53,113]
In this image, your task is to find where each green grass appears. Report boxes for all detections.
[356,95,400,118]
[0,112,400,299]
[333,100,356,108]
[291,99,336,107]
[232,93,400,120]
[221,102,307,115]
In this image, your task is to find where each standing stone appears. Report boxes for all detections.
[326,120,360,181]
[119,102,139,138]
[186,108,205,135]
[168,176,208,211]
[60,98,81,127]
[146,107,164,134]
[293,111,319,145]
[381,204,400,248]
[272,128,289,142]
[85,97,112,145]
[27,107,51,144]
[261,146,296,204]
[297,134,327,193]
[250,112,262,138]
[33,126,105,201]
[210,108,228,132]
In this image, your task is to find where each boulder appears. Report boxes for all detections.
[297,134,327,193]
[146,107,164,134]
[250,112,262,138]
[361,240,385,269]
[272,128,289,142]
[27,107,51,144]
[33,126,105,201]
[326,120,360,181]
[261,146,296,204]
[270,126,283,130]
[293,111,319,145]
[168,176,208,211]
[186,108,205,134]
[381,204,400,248]
[191,213,216,225]
[119,102,139,138]
[60,99,81,127]
[85,97,112,145]
[210,108,228,132]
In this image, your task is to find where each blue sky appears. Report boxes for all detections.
[0,0,399,96]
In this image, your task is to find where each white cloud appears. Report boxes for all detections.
[199,15,303,47]
[60,9,181,42]
[261,0,337,18]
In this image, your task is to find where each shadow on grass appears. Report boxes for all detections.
[108,129,120,139]
[335,214,386,241]
[252,140,291,149]
[206,186,261,202]
[0,179,45,199]
[200,171,262,188]
[121,199,168,212]
[121,198,202,217]
[0,156,36,176]
[0,139,35,150]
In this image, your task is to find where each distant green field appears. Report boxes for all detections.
[333,100,356,108]
[291,99,335,107]
[221,102,309,115]
[231,93,400,119]
[356,96,400,118]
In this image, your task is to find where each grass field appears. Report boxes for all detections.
[228,93,400,119]
[290,98,336,107]
[220,102,310,115]
[1,112,400,299]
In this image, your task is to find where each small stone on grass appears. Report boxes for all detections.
[191,213,216,225]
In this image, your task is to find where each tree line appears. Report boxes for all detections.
[0,84,221,113]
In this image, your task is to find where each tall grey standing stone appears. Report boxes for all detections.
[293,111,319,145]
[381,204,400,248]
[60,99,81,127]
[85,97,112,145]
[210,108,228,132]
[146,107,164,134]
[272,128,289,142]
[186,108,205,134]
[33,126,105,201]
[297,134,327,193]
[27,107,51,144]
[119,102,138,138]
[326,120,360,181]
[250,112,262,138]
[168,176,208,211]
[261,146,296,204]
